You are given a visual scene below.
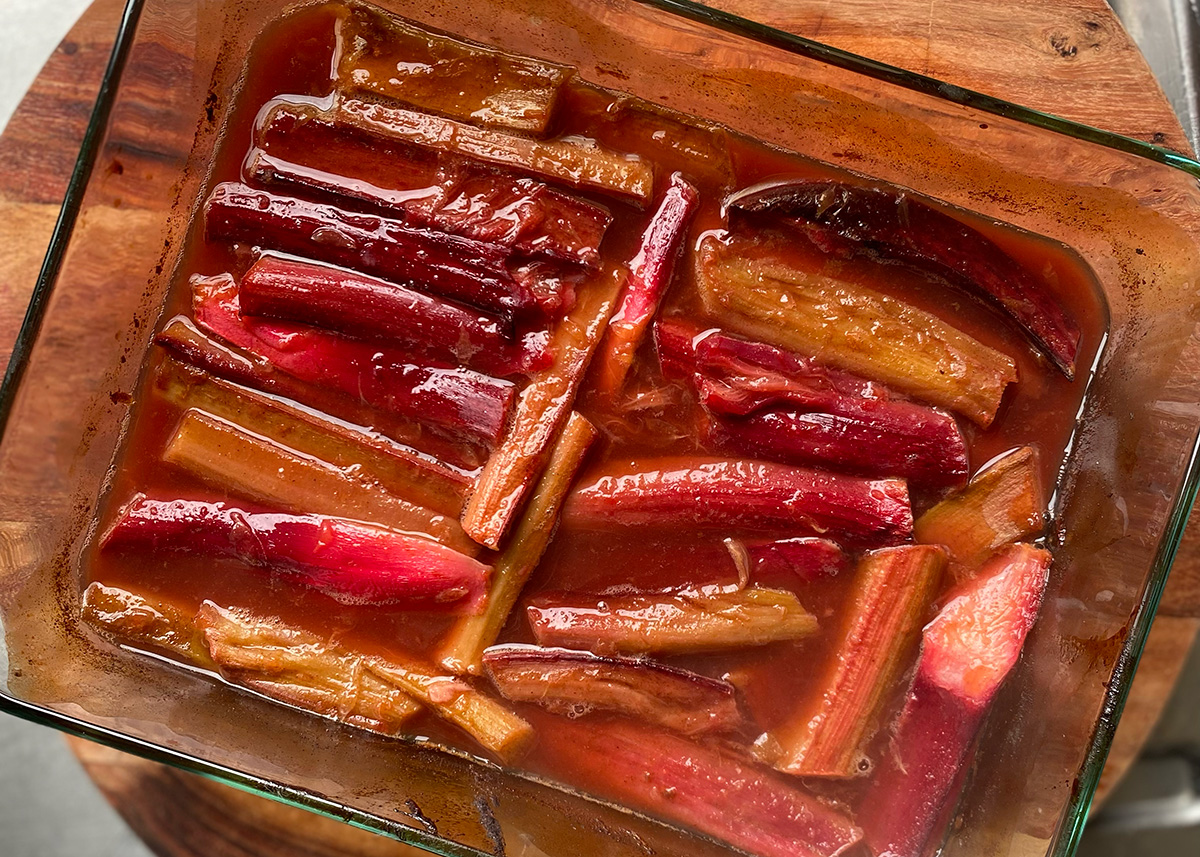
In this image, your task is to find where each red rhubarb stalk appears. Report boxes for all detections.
[204,182,538,316]
[563,457,913,547]
[657,319,969,489]
[482,644,744,736]
[858,543,1051,857]
[192,274,515,448]
[593,174,699,394]
[728,180,1081,377]
[103,497,491,612]
[251,102,611,266]
[534,714,862,857]
[238,254,547,376]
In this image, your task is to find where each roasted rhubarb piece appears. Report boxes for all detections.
[563,458,912,547]
[535,715,862,857]
[337,97,654,205]
[156,316,488,469]
[462,267,623,549]
[526,586,818,655]
[103,497,490,611]
[162,409,478,554]
[859,544,1051,857]
[441,413,597,673]
[593,174,699,394]
[915,446,1044,577]
[82,582,214,668]
[695,238,1018,426]
[205,182,538,316]
[769,545,945,778]
[334,5,570,135]
[483,644,744,736]
[196,603,422,734]
[192,274,515,447]
[724,537,847,585]
[729,179,1082,377]
[656,319,969,488]
[239,254,546,376]
[154,359,469,517]
[364,659,533,762]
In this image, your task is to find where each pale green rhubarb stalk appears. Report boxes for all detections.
[162,408,478,555]
[81,582,215,669]
[154,358,469,518]
[462,268,622,549]
[768,545,946,777]
[526,586,819,656]
[441,412,597,674]
[695,236,1018,426]
[915,446,1044,579]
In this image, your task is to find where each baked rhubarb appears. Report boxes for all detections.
[205,182,539,315]
[858,544,1051,857]
[769,545,946,777]
[483,644,744,736]
[724,537,847,585]
[82,582,214,668]
[728,179,1082,377]
[534,715,863,857]
[695,237,1018,426]
[526,586,818,655]
[103,497,490,611]
[563,457,912,546]
[593,173,699,394]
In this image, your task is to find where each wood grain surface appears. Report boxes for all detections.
[2,0,1199,854]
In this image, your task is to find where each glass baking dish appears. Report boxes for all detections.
[3,1,1200,855]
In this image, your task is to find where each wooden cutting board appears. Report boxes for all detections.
[2,0,1198,854]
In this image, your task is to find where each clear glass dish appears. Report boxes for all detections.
[3,1,1200,856]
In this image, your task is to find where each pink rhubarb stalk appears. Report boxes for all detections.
[103,497,491,612]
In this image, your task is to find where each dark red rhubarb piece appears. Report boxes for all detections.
[657,319,969,489]
[192,274,514,447]
[204,182,538,316]
[858,543,1051,857]
[728,180,1081,377]
[534,714,862,857]
[725,537,847,585]
[103,497,490,612]
[251,102,611,266]
[482,644,744,736]
[593,173,699,394]
[563,458,912,547]
[239,254,547,376]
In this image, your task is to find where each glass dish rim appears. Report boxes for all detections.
[2,1,1199,855]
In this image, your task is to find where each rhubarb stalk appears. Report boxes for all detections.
[526,586,818,655]
[161,409,478,555]
[593,173,699,394]
[483,644,744,736]
[915,446,1044,577]
[728,179,1082,377]
[205,182,538,316]
[534,715,863,857]
[858,544,1051,857]
[563,457,913,547]
[196,603,422,734]
[769,545,946,778]
[336,97,654,205]
[192,274,516,447]
[82,582,214,668]
[695,237,1018,426]
[153,358,469,518]
[334,5,570,135]
[103,497,490,611]
[462,267,623,549]
[441,412,597,673]
[724,537,846,585]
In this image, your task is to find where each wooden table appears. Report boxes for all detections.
[3,0,1199,853]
